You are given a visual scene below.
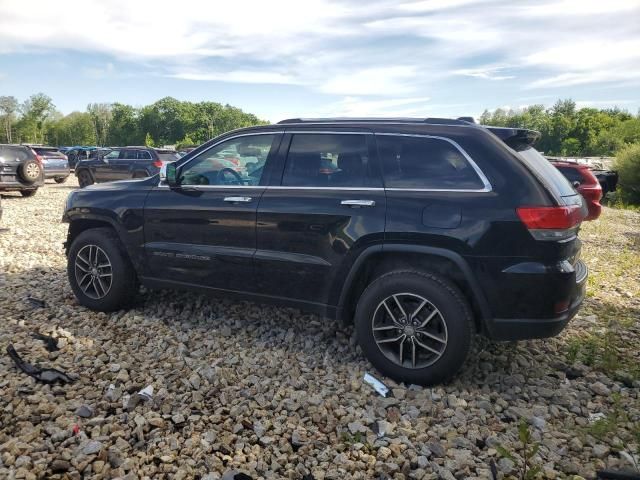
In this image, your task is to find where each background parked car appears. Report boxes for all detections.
[75,147,180,187]
[548,161,603,220]
[0,144,44,197]
[65,146,97,169]
[31,146,70,184]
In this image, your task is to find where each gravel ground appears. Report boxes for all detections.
[1,179,638,480]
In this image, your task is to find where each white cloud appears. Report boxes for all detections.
[320,66,419,95]
[316,96,432,117]
[453,66,515,81]
[0,0,639,97]
[170,70,299,85]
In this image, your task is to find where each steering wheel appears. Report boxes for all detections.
[217,167,243,185]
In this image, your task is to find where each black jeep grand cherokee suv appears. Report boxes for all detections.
[63,118,588,384]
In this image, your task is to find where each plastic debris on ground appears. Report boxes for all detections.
[363,372,389,397]
[31,332,60,352]
[25,295,46,308]
[6,344,74,384]
[125,385,154,411]
[589,412,607,423]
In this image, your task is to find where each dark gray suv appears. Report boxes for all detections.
[0,144,44,197]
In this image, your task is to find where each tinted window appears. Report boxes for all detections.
[123,150,138,160]
[157,152,180,162]
[104,150,120,160]
[34,147,65,158]
[282,134,372,187]
[518,148,576,197]
[556,166,583,185]
[377,135,485,190]
[137,150,152,160]
[180,134,274,186]
[0,146,33,161]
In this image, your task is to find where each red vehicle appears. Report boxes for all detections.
[549,161,602,220]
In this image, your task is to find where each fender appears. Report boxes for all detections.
[336,243,492,324]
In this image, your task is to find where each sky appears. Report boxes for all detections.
[0,0,639,122]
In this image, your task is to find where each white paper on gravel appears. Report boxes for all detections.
[363,373,389,397]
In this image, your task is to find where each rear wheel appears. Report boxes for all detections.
[20,189,38,197]
[132,171,148,179]
[67,228,138,311]
[77,170,94,188]
[18,160,41,184]
[355,270,473,385]
[54,177,68,184]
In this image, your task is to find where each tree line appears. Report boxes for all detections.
[1,94,639,156]
[0,93,267,148]
[479,99,640,156]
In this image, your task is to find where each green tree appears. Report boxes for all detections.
[615,143,640,205]
[0,96,19,143]
[107,103,142,146]
[87,103,112,146]
[145,132,155,147]
[17,93,56,143]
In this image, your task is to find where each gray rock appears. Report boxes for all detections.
[347,421,367,434]
[51,459,71,472]
[531,416,546,430]
[590,382,611,396]
[498,457,515,474]
[82,440,103,455]
[75,405,93,418]
[592,444,609,458]
[428,440,446,457]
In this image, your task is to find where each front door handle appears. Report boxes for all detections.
[224,196,252,203]
[341,199,376,208]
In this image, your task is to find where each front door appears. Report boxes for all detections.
[142,133,281,292]
[94,149,121,182]
[255,131,386,308]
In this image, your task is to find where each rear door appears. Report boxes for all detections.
[255,130,386,307]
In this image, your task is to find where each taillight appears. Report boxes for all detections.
[153,160,163,168]
[517,205,585,241]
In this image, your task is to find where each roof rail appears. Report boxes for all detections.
[276,117,474,126]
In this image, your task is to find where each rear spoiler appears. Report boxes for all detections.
[486,127,541,151]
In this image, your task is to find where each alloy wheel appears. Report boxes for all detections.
[75,245,113,299]
[371,293,448,369]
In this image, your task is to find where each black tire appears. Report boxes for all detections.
[132,171,148,179]
[54,177,68,184]
[77,170,94,188]
[20,189,37,197]
[67,228,138,311]
[354,270,473,385]
[18,159,42,184]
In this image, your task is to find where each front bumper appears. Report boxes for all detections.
[483,259,588,341]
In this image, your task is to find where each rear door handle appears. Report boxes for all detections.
[224,196,253,203]
[341,199,376,207]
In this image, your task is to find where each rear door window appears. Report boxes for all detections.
[122,150,138,160]
[376,134,485,190]
[282,133,374,187]
[137,150,152,160]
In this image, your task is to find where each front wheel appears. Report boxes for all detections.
[77,170,94,188]
[355,270,473,385]
[20,189,38,197]
[67,228,138,311]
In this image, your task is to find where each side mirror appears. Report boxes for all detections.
[161,162,178,187]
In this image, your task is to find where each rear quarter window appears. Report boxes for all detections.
[376,134,486,190]
[518,148,577,197]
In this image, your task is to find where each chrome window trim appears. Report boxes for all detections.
[375,132,492,193]
[285,130,374,135]
[157,129,492,193]
[281,122,475,128]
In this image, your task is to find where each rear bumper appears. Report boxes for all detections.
[44,167,71,178]
[0,175,44,190]
[481,259,588,341]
